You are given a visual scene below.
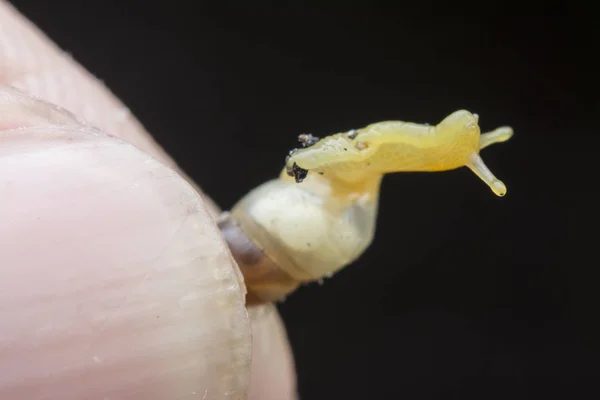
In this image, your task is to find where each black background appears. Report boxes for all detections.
[8,0,599,398]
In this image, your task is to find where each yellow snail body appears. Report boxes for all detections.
[218,110,513,305]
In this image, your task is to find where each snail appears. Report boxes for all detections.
[218,110,513,305]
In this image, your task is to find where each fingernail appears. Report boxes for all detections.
[0,122,252,398]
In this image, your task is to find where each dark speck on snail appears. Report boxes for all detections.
[298,133,319,148]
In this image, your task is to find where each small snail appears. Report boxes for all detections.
[218,110,513,305]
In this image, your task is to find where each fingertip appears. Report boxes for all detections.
[248,305,298,400]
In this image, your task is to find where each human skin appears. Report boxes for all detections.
[0,1,296,399]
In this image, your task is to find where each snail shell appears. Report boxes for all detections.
[219,173,378,305]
